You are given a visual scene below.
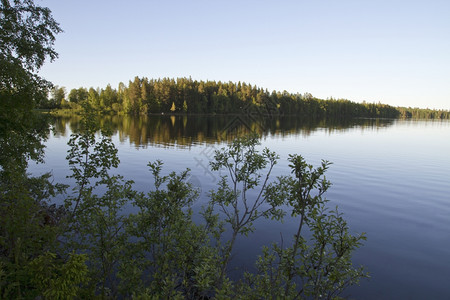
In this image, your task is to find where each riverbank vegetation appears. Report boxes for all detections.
[41,77,450,119]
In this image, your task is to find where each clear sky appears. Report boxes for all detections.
[39,0,450,110]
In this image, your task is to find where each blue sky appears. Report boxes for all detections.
[39,0,450,109]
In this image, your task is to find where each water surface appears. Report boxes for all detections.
[29,115,450,299]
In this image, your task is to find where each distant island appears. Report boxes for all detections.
[40,76,450,119]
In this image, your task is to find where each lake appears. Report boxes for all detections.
[28,114,450,299]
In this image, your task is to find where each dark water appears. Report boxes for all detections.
[29,115,450,299]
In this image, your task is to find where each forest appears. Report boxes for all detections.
[40,77,450,119]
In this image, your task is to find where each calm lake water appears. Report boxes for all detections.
[28,115,450,299]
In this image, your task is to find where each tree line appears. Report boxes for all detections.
[40,77,450,119]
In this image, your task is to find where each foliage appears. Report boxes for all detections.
[0,0,61,72]
[27,251,88,299]
[119,161,222,299]
[59,76,449,119]
[208,139,368,299]
[209,134,283,281]
[0,166,83,299]
[0,111,50,172]
[396,106,450,119]
[39,85,67,109]
[0,0,62,171]
[0,0,61,102]
[0,2,87,298]
[235,155,368,299]
[62,102,129,298]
